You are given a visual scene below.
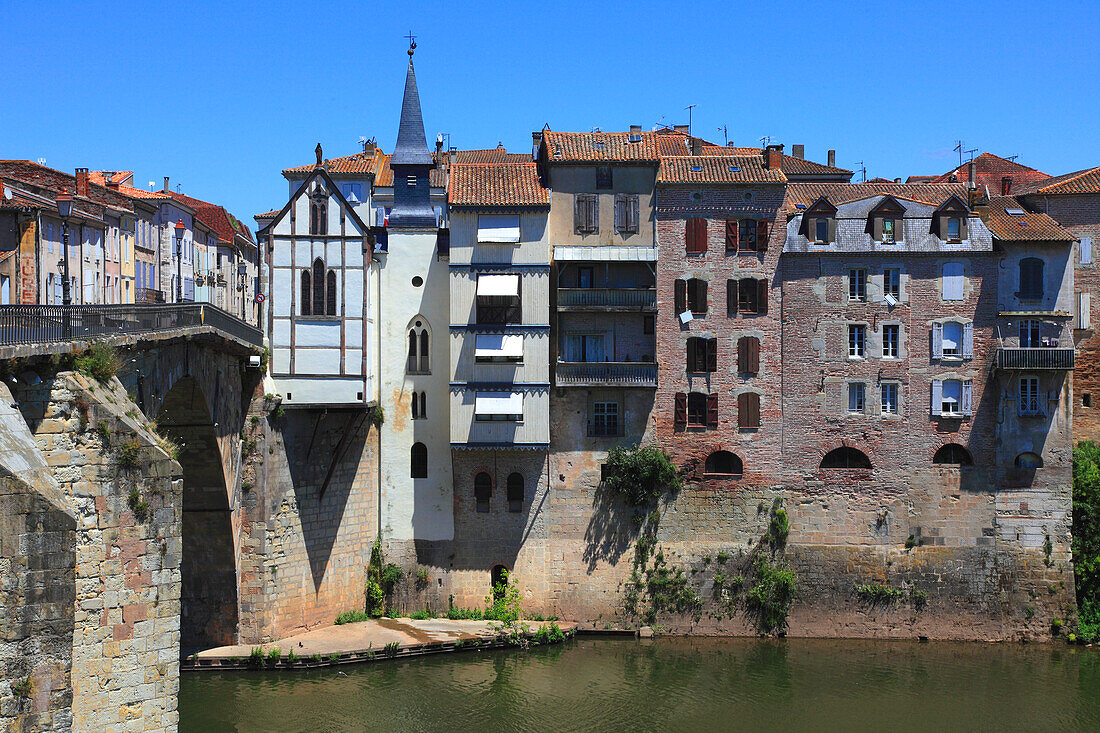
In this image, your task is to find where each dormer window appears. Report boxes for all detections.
[870,197,906,244]
[815,218,828,243]
[804,197,837,245]
[946,217,961,241]
[934,196,970,242]
[882,218,896,243]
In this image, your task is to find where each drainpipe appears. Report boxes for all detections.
[34,209,41,304]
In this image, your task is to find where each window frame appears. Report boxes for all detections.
[1019,376,1041,416]
[848,324,866,359]
[882,324,900,359]
[591,401,621,437]
[881,217,897,243]
[880,382,899,415]
[596,166,613,190]
[814,218,829,243]
[1019,319,1042,348]
[1018,257,1044,300]
[848,268,867,302]
[686,392,708,427]
[848,382,865,414]
[941,379,963,416]
[884,268,901,300]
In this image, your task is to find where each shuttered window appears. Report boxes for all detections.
[687,392,708,426]
[674,392,688,430]
[738,336,760,374]
[574,194,599,234]
[674,279,687,313]
[686,218,707,254]
[942,262,965,300]
[737,278,768,314]
[614,194,640,234]
[687,278,707,313]
[725,220,738,252]
[738,392,760,429]
[706,393,719,428]
[727,279,738,316]
[1018,258,1044,300]
[686,337,717,373]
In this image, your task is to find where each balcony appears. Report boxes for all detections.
[996,347,1075,370]
[555,361,657,387]
[557,288,656,311]
[135,287,165,304]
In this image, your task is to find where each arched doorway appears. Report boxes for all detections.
[158,375,239,653]
[491,564,509,601]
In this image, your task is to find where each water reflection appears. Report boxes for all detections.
[179,637,1100,732]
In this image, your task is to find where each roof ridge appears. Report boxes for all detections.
[1038,166,1100,191]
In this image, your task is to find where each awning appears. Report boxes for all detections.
[475,392,524,415]
[477,274,520,297]
[477,214,521,243]
[474,334,524,358]
[553,246,658,262]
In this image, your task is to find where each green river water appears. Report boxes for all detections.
[179,636,1100,732]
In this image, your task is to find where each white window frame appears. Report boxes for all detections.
[884,268,901,301]
[880,382,899,415]
[882,324,900,359]
[1019,376,1041,416]
[848,324,866,359]
[941,379,962,416]
[848,382,865,414]
[1019,319,1042,348]
[848,269,867,302]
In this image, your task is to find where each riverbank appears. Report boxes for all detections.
[183,618,576,671]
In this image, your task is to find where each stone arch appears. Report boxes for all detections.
[157,375,239,652]
[820,446,872,470]
[934,443,973,465]
[406,315,431,374]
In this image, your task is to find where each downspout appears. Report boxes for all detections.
[34,209,41,304]
[375,253,383,543]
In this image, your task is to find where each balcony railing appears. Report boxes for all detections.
[135,287,165,304]
[556,361,657,387]
[557,288,656,310]
[996,347,1075,370]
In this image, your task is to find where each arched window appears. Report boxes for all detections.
[419,330,430,372]
[411,442,427,478]
[820,447,872,470]
[933,443,973,465]
[419,392,426,418]
[407,318,431,374]
[1016,452,1043,469]
[408,330,418,372]
[1019,257,1044,300]
[507,473,524,513]
[326,270,337,315]
[312,258,325,315]
[411,392,419,419]
[474,472,492,513]
[309,190,327,235]
[300,270,311,315]
[704,450,743,477]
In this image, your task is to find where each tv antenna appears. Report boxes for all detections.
[759,135,771,147]
[718,125,729,145]
[856,160,867,183]
[685,104,696,137]
[1007,155,1019,162]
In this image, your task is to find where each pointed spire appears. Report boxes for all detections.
[392,45,433,167]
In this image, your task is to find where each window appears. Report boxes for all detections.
[411,391,426,419]
[848,383,865,413]
[340,182,363,203]
[1018,258,1044,300]
[643,315,654,334]
[729,278,767,315]
[884,268,900,302]
[942,263,964,300]
[1016,452,1043,469]
[704,451,742,477]
[738,392,760,429]
[475,392,523,421]
[476,274,521,324]
[848,324,866,358]
[739,219,757,251]
[686,337,716,373]
[562,334,605,362]
[932,379,972,417]
[946,217,961,241]
[686,218,707,254]
[506,473,523,513]
[882,218,896,243]
[1020,320,1042,348]
[406,175,417,188]
[941,322,963,358]
[614,194,639,235]
[820,447,871,469]
[737,336,760,374]
[685,278,707,314]
[675,392,717,430]
[592,401,620,436]
[687,392,708,426]
[408,321,430,373]
[309,192,327,235]
[882,324,899,358]
[312,258,325,314]
[477,214,521,243]
[1020,376,1041,415]
[474,472,492,513]
[881,383,898,414]
[815,218,829,243]
[326,270,337,315]
[411,443,427,478]
[574,194,599,234]
[411,392,419,419]
[596,166,612,189]
[933,443,972,465]
[1082,238,1094,266]
[475,333,523,362]
[849,269,867,302]
[1085,393,1093,408]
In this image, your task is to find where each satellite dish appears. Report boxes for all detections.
[884,293,898,307]
[3,188,12,201]
[679,310,694,324]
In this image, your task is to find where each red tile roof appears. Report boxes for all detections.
[373,154,447,187]
[453,148,532,164]
[168,191,255,244]
[449,161,549,207]
[932,152,1050,192]
[657,155,787,184]
[542,130,663,163]
[88,171,133,186]
[984,196,1073,241]
[0,160,133,213]
[784,182,970,210]
[905,175,938,184]
[698,144,762,156]
[1014,166,1100,196]
[698,145,851,178]
[283,148,387,176]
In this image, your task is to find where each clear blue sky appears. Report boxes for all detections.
[2,0,1098,228]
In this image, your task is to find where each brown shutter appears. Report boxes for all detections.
[757,219,769,250]
[574,195,584,233]
[706,393,719,428]
[696,218,708,253]
[674,279,686,313]
[738,392,749,429]
[674,392,687,430]
[706,338,717,372]
[698,279,708,313]
[686,338,696,372]
[725,219,738,251]
[749,393,760,428]
[614,194,625,233]
[587,195,599,233]
[727,279,738,316]
[685,219,698,253]
[757,279,768,315]
[737,337,747,373]
[628,195,639,233]
[749,336,760,373]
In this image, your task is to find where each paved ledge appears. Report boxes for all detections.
[183,618,576,671]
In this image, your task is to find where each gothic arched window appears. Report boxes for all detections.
[312,258,325,315]
[310,190,327,235]
[300,270,311,315]
[411,442,427,478]
[407,318,431,374]
[326,269,337,315]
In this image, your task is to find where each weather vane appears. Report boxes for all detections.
[406,31,416,55]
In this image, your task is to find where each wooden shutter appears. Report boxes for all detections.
[727,279,738,316]
[962,322,974,358]
[574,195,585,233]
[706,393,719,428]
[931,379,943,417]
[748,337,760,373]
[674,392,687,430]
[738,392,749,428]
[757,279,768,315]
[962,380,973,416]
[706,338,717,372]
[686,219,699,253]
[628,195,639,233]
[674,279,686,313]
[687,218,707,253]
[738,337,748,373]
[757,219,769,250]
[725,219,738,251]
[587,195,599,233]
[932,322,943,359]
[698,279,708,313]
[614,194,625,233]
[686,338,697,372]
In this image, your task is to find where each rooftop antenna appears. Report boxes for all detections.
[759,135,771,147]
[964,147,978,162]
[685,104,696,138]
[37,158,46,166]
[856,160,867,183]
[654,116,668,130]
[1007,155,1019,162]
[954,140,964,166]
[718,125,729,145]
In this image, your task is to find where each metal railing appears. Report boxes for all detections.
[0,303,262,349]
[556,361,657,387]
[996,347,1075,370]
[557,288,656,309]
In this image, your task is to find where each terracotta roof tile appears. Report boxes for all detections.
[1014,166,1100,195]
[656,135,691,156]
[657,155,786,184]
[453,148,532,164]
[932,152,1050,192]
[283,148,387,176]
[0,160,133,213]
[542,131,662,163]
[784,182,970,211]
[88,171,133,186]
[698,144,761,156]
[373,153,446,188]
[449,162,549,207]
[984,196,1074,241]
[168,191,255,244]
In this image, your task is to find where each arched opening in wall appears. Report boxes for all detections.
[474,472,492,513]
[506,473,524,513]
[1016,451,1044,469]
[704,450,743,478]
[411,442,427,478]
[491,564,509,600]
[820,446,872,470]
[157,375,238,653]
[933,443,973,465]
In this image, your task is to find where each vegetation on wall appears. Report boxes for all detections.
[74,341,121,382]
[603,445,681,507]
[1072,441,1100,642]
[365,537,385,617]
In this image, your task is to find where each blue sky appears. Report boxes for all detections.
[2,0,1098,227]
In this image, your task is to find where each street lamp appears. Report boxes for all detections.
[174,219,185,302]
[55,188,74,339]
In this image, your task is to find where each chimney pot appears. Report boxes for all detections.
[75,168,89,198]
[164,176,170,192]
[1001,176,1013,196]
[967,161,976,189]
[674,124,689,135]
[792,144,805,160]
[765,144,783,170]
[630,124,641,135]
[827,150,836,168]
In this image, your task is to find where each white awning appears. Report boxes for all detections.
[474,334,524,357]
[475,392,524,415]
[477,214,521,243]
[477,274,520,297]
[553,246,658,262]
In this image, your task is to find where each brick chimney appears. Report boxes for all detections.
[827,150,836,168]
[630,124,641,136]
[1001,176,1013,196]
[765,144,783,170]
[164,176,170,192]
[674,124,689,135]
[792,144,805,160]
[967,161,976,189]
[75,168,89,198]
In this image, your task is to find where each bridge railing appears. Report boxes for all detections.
[0,304,263,349]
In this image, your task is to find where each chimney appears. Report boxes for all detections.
[765,144,783,170]
[792,144,805,160]
[435,133,444,157]
[1001,176,1013,196]
[967,161,976,189]
[630,124,641,135]
[532,131,543,159]
[107,180,120,190]
[949,173,958,183]
[164,176,170,192]
[894,177,901,183]
[75,168,89,198]
[827,150,836,168]
[690,138,702,156]
[674,124,689,135]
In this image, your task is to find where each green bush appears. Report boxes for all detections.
[1073,442,1100,639]
[602,444,681,506]
[117,439,142,468]
[912,589,929,610]
[380,563,404,593]
[745,556,796,635]
[335,610,371,625]
[265,647,281,665]
[446,607,485,620]
[767,499,790,549]
[74,341,121,382]
[855,583,904,603]
[127,487,149,523]
[484,570,523,624]
[248,647,264,666]
[366,581,384,617]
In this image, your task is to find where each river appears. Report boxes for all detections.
[179,636,1100,732]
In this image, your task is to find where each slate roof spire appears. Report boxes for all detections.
[392,42,433,167]
[388,39,438,229]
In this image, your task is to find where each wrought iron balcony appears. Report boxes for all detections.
[557,288,656,311]
[135,287,165,304]
[555,361,657,387]
[996,347,1075,370]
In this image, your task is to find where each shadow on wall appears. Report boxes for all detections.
[582,474,642,573]
[283,409,369,591]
